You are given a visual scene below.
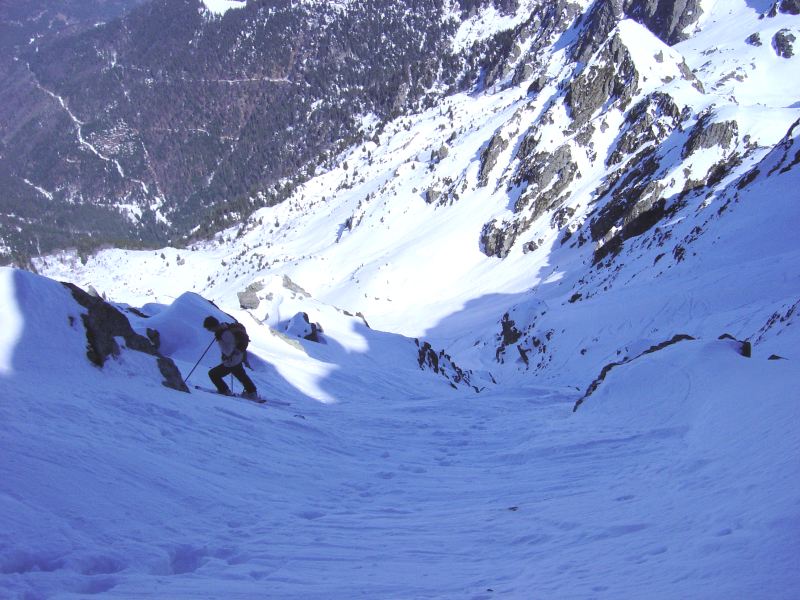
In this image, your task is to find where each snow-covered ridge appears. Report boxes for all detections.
[200,0,246,17]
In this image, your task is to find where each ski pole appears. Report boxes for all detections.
[183,337,215,384]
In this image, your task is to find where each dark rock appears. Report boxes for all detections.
[480,219,521,258]
[526,73,548,95]
[682,113,739,158]
[623,0,704,44]
[500,313,523,347]
[779,0,800,14]
[285,312,322,343]
[478,133,509,187]
[425,188,442,204]
[157,357,187,391]
[63,283,189,392]
[718,334,752,357]
[768,354,787,360]
[571,0,624,65]
[745,32,762,46]
[146,328,161,350]
[607,92,683,166]
[515,144,578,218]
[566,31,639,127]
[772,29,796,58]
[416,339,477,391]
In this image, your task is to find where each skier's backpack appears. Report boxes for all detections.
[226,322,250,352]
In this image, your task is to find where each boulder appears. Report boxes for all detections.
[63,283,189,392]
[285,312,322,343]
[772,29,796,58]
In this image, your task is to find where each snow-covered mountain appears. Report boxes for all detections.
[2,0,800,597]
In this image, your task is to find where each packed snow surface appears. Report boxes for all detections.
[1,268,798,598]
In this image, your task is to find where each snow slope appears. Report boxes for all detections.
[7,0,800,597]
[1,268,798,598]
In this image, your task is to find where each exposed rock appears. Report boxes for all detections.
[525,73,548,95]
[772,29,796,58]
[480,219,523,259]
[478,132,509,187]
[63,282,189,392]
[571,0,625,65]
[623,0,703,44]
[146,328,161,350]
[425,188,442,204]
[238,281,265,309]
[607,92,684,166]
[779,0,800,15]
[416,339,477,391]
[238,291,260,310]
[745,32,762,46]
[285,312,322,343]
[682,113,739,158]
[572,0,703,65]
[718,333,752,358]
[432,144,450,163]
[282,275,311,297]
[515,144,578,218]
[566,31,639,127]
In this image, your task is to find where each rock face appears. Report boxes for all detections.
[416,340,477,391]
[237,281,264,310]
[64,283,188,392]
[772,29,796,58]
[566,31,639,127]
[623,0,703,44]
[778,0,800,15]
[573,0,703,64]
[682,114,739,158]
[478,133,509,187]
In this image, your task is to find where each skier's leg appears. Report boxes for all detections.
[231,363,257,394]
[209,364,233,394]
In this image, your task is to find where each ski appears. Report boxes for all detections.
[192,385,290,406]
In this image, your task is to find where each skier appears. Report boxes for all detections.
[203,316,258,400]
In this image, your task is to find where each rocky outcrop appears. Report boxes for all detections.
[478,132,509,187]
[623,0,703,44]
[571,0,625,65]
[772,0,800,15]
[416,340,478,391]
[772,29,796,58]
[480,219,525,259]
[285,312,323,343]
[566,31,639,127]
[237,281,264,310]
[607,92,684,166]
[63,283,188,392]
[590,153,664,263]
[682,113,739,159]
[573,0,703,64]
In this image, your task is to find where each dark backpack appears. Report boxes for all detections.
[225,322,250,352]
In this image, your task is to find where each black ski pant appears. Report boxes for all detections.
[209,362,257,394]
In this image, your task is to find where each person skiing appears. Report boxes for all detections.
[203,316,258,400]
